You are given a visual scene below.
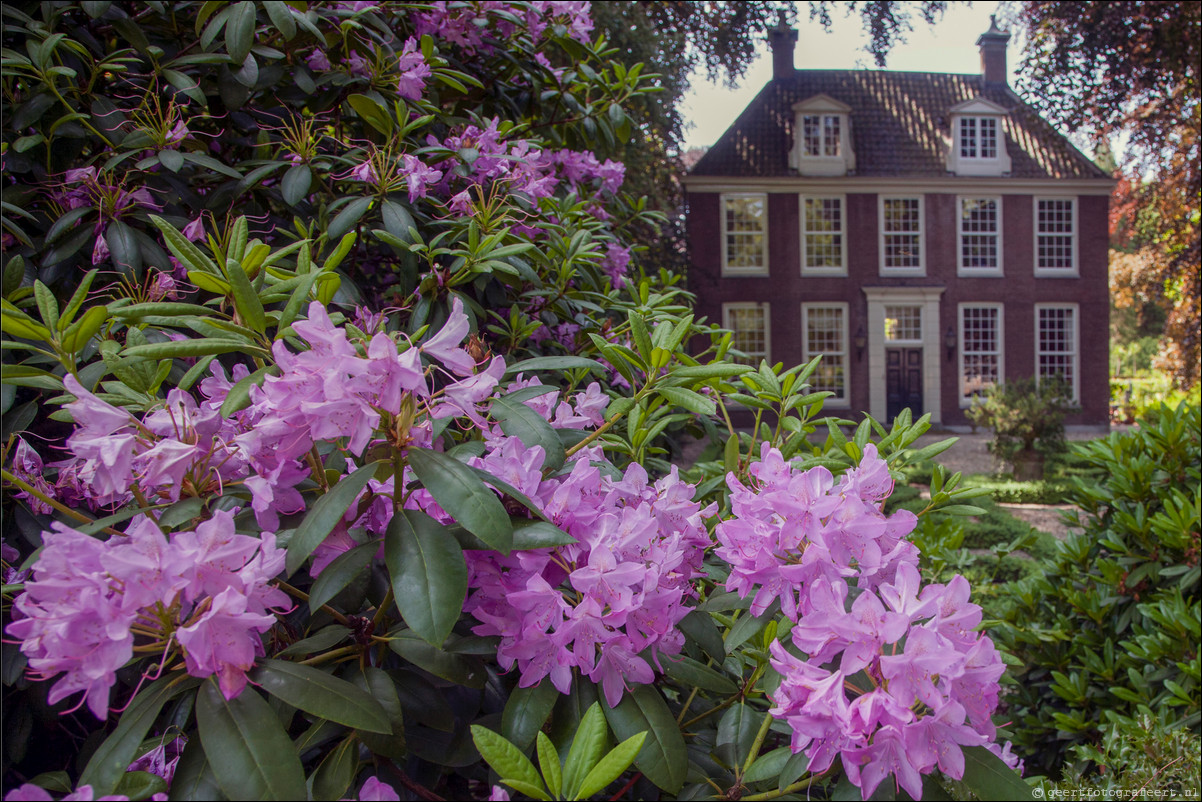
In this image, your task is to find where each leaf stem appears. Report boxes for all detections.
[740,707,776,777]
[272,579,353,626]
[740,775,819,801]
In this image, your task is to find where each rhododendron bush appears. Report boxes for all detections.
[1,2,1031,801]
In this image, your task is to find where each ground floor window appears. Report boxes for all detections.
[1036,303,1078,401]
[802,303,848,404]
[723,303,770,366]
[959,304,1003,404]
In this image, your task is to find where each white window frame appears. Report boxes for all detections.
[1033,197,1079,277]
[723,302,770,366]
[957,195,1004,277]
[801,302,850,407]
[802,114,843,158]
[958,303,1005,407]
[946,98,1011,177]
[790,94,856,176]
[879,195,925,276]
[720,192,769,277]
[1034,303,1079,402]
[800,194,847,276]
[958,116,999,160]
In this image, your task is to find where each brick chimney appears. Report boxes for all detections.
[768,15,798,80]
[976,15,1010,84]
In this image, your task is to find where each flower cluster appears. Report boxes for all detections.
[8,511,287,718]
[715,444,1016,798]
[463,389,713,705]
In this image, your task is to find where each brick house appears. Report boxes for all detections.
[683,18,1113,428]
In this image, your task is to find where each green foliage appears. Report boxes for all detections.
[966,378,1075,471]
[1049,714,1201,798]
[994,402,1202,775]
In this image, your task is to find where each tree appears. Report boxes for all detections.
[1014,1,1201,388]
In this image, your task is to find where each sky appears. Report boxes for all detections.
[679,0,1022,151]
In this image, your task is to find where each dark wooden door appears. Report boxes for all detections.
[886,348,923,421]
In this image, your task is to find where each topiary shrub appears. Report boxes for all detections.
[966,378,1076,480]
[994,402,1201,776]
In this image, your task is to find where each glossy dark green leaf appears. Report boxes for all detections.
[114,771,167,800]
[285,462,378,576]
[350,666,406,759]
[504,355,608,376]
[106,220,142,276]
[387,631,486,688]
[491,396,566,471]
[502,679,559,751]
[263,0,296,39]
[225,260,265,333]
[662,655,738,695]
[657,385,716,415]
[381,199,415,241]
[960,746,1034,800]
[277,625,350,658]
[281,164,311,206]
[79,674,199,795]
[309,540,378,612]
[406,447,513,553]
[327,196,372,240]
[168,736,225,801]
[219,365,275,417]
[195,680,306,801]
[601,685,686,793]
[225,1,257,63]
[311,735,358,801]
[159,149,184,172]
[385,509,468,646]
[715,703,763,768]
[121,338,263,361]
[250,659,391,733]
[347,93,393,135]
[149,215,219,274]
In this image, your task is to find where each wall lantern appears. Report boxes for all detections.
[943,325,957,361]
[853,325,867,360]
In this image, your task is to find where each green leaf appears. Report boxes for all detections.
[308,540,378,612]
[219,366,275,417]
[669,363,754,380]
[561,702,609,800]
[406,447,513,553]
[263,0,296,39]
[150,215,219,274]
[662,655,738,694]
[347,94,393,135]
[960,745,1034,800]
[168,736,226,801]
[386,631,486,687]
[60,305,109,354]
[225,1,257,63]
[743,746,792,785]
[195,679,307,801]
[470,725,548,797]
[385,509,468,646]
[327,197,372,241]
[502,679,559,751]
[504,356,608,375]
[658,385,716,415]
[381,200,415,241]
[276,625,350,658]
[106,220,143,276]
[225,260,265,333]
[121,338,264,361]
[250,659,391,733]
[114,771,167,801]
[33,281,59,330]
[286,462,379,576]
[601,685,687,793]
[311,735,357,802]
[281,164,311,206]
[575,731,647,800]
[716,702,763,768]
[536,731,563,799]
[491,396,566,471]
[79,674,199,795]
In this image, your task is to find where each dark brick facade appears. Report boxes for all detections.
[687,189,1111,427]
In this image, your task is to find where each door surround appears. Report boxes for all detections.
[862,286,945,425]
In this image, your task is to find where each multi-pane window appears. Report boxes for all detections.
[884,306,922,343]
[801,196,845,273]
[959,197,1001,273]
[960,305,1003,403]
[881,197,923,272]
[723,303,769,366]
[802,114,841,157]
[1037,305,1078,401]
[1036,198,1075,272]
[722,194,768,274]
[959,117,998,159]
[802,304,848,403]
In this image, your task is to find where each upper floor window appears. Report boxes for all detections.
[1035,198,1077,275]
[959,117,998,159]
[803,115,841,157]
[801,196,846,275]
[880,196,924,274]
[723,302,770,366]
[721,193,768,275]
[958,196,1002,276]
[790,94,855,176]
[947,97,1011,176]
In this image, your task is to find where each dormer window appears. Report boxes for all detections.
[791,94,855,176]
[947,98,1011,176]
[959,117,998,159]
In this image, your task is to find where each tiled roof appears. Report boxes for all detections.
[689,70,1110,180]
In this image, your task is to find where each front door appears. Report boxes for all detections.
[886,348,923,421]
